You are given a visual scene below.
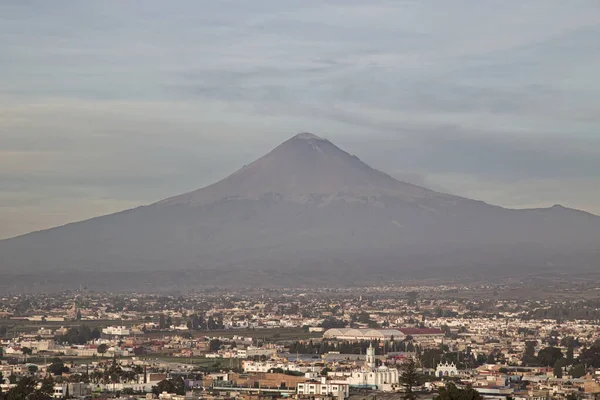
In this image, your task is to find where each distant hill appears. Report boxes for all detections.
[1,133,599,291]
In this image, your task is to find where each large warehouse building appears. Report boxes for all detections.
[323,328,406,341]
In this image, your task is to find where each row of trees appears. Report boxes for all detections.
[520,338,600,378]
[289,339,415,355]
[525,301,600,322]
[59,325,101,345]
[522,339,589,366]
[158,314,224,331]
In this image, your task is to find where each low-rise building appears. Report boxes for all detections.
[297,378,349,399]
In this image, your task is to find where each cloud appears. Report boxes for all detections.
[0,0,599,238]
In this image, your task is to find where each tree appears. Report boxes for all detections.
[48,358,69,376]
[406,292,418,307]
[434,383,482,400]
[97,344,108,358]
[537,347,563,367]
[209,339,222,352]
[21,347,33,363]
[553,360,564,378]
[4,376,37,400]
[400,360,419,400]
[320,317,347,330]
[22,390,52,400]
[421,348,443,369]
[357,312,379,328]
[522,341,538,366]
[40,376,54,396]
[91,327,101,339]
[570,364,586,379]
[159,314,166,330]
[2,375,54,400]
[566,338,574,364]
[152,378,185,396]
[207,316,217,330]
[27,365,38,375]
[441,325,452,337]
[579,343,600,368]
[59,325,100,345]
[184,313,202,330]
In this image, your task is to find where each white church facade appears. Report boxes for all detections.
[435,361,458,378]
[327,345,399,391]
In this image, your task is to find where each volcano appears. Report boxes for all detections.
[1,133,599,291]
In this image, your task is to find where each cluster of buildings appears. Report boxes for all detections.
[2,285,600,399]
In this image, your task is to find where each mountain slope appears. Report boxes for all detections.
[1,133,598,291]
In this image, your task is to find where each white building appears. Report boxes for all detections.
[297,377,349,399]
[20,340,55,351]
[52,383,90,399]
[236,346,277,359]
[102,326,130,336]
[323,328,405,341]
[327,345,399,391]
[171,324,189,331]
[243,360,314,373]
[53,386,65,399]
[436,361,458,378]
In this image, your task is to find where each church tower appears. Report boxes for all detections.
[366,344,376,370]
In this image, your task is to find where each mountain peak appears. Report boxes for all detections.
[156,132,439,207]
[291,132,325,141]
[2,132,600,291]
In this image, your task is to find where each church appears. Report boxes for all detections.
[327,344,400,391]
[436,361,458,377]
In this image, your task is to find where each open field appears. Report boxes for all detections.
[0,319,138,336]
[21,354,243,368]
[186,327,322,342]
[0,319,319,340]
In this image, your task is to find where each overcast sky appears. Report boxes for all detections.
[1,0,600,239]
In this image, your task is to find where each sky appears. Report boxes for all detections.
[1,0,600,239]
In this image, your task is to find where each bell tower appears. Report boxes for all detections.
[366,344,376,370]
